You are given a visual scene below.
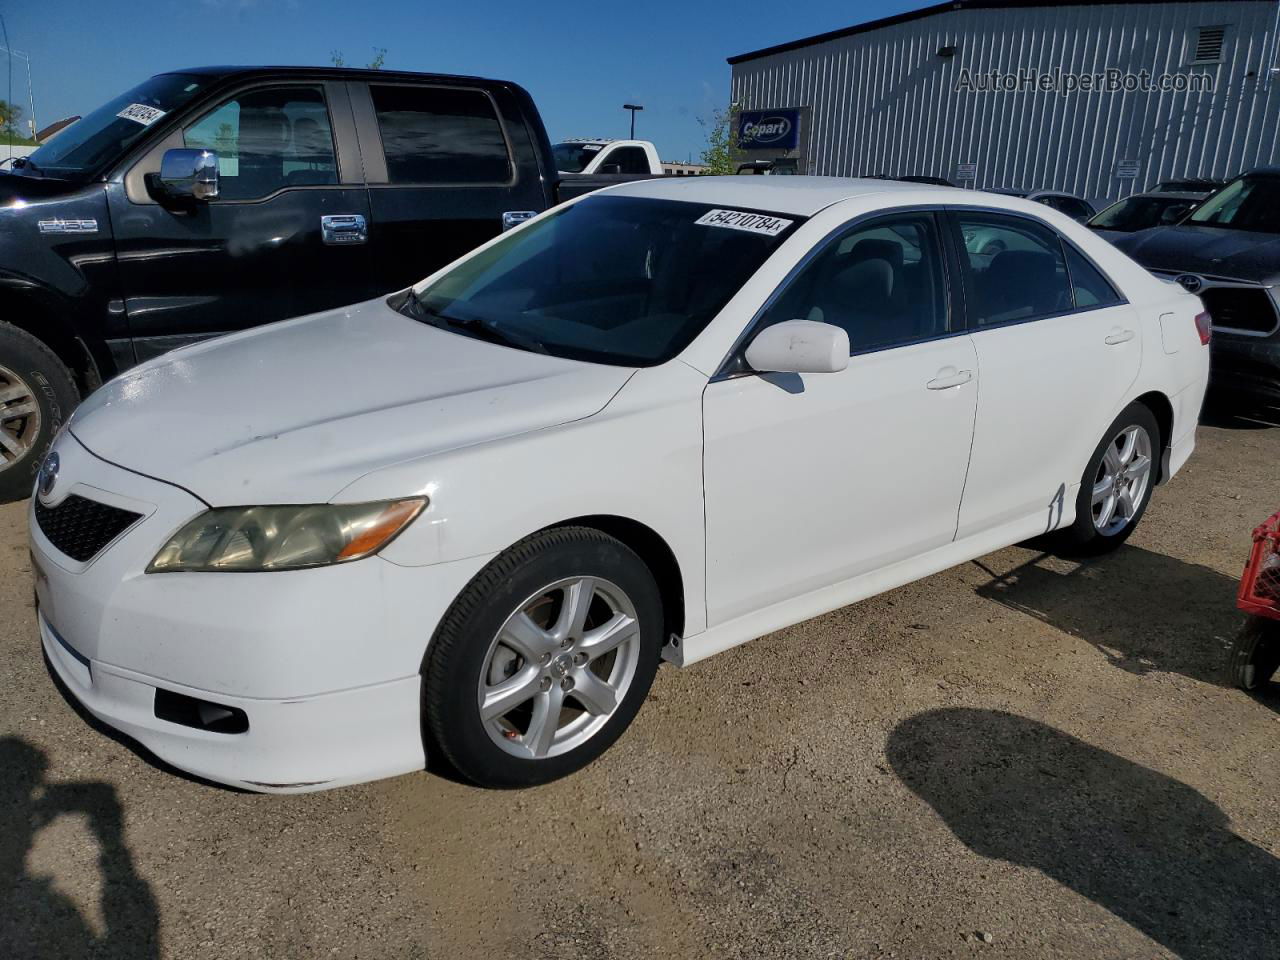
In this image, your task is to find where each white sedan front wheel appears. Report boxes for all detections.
[424,527,663,788]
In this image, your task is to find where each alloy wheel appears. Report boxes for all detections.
[1091,424,1152,536]
[0,364,40,470]
[477,576,641,760]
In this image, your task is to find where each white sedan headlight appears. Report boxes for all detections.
[147,499,426,573]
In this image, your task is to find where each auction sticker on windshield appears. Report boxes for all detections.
[117,103,167,126]
[695,209,793,236]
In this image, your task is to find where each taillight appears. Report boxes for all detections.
[1194,310,1212,345]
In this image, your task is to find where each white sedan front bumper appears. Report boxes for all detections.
[31,431,489,793]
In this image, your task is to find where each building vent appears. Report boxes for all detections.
[1191,25,1227,63]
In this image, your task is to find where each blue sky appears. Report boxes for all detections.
[4,0,929,161]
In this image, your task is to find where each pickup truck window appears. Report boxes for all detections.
[602,146,650,175]
[183,86,338,200]
[408,195,803,367]
[369,85,511,185]
[19,73,206,181]
[552,142,601,173]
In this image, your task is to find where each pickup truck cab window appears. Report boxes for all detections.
[408,195,803,366]
[19,73,206,181]
[369,84,511,184]
[552,142,601,172]
[600,146,650,175]
[183,86,338,200]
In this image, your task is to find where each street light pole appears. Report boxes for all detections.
[0,44,36,141]
[623,103,644,140]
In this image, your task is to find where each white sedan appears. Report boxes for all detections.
[30,178,1210,791]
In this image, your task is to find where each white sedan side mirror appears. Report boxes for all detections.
[744,319,850,374]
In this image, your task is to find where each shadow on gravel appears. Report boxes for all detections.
[0,736,160,959]
[972,546,1279,712]
[888,709,1280,959]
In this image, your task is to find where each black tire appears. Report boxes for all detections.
[0,322,79,503]
[423,526,663,788]
[1226,616,1280,692]
[1055,401,1161,556]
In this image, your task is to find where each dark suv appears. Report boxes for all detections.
[1115,169,1280,407]
[0,66,565,499]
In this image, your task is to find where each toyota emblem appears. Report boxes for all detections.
[38,451,59,498]
[1176,274,1203,294]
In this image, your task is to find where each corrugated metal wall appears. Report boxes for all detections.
[730,1,1280,202]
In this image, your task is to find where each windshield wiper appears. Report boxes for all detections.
[6,156,65,179]
[444,314,551,355]
[405,298,549,355]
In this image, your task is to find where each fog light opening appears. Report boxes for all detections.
[154,688,249,735]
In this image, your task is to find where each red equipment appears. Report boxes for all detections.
[1237,509,1280,621]
[1230,509,1280,691]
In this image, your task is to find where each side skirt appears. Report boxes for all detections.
[670,503,1077,668]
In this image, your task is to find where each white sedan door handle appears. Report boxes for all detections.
[1104,329,1136,345]
[926,368,973,390]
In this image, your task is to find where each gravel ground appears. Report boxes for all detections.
[2,413,1278,959]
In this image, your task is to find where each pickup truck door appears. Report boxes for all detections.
[348,80,551,293]
[110,80,375,362]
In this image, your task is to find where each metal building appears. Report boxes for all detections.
[728,0,1280,201]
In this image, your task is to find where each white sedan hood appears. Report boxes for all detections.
[71,298,634,505]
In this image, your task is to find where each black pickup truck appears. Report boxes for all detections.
[0,65,639,499]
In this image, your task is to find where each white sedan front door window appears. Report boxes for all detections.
[702,212,979,625]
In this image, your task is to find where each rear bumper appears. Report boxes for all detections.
[41,611,426,793]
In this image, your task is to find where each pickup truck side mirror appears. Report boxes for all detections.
[153,148,220,203]
[599,163,622,175]
[745,319,850,374]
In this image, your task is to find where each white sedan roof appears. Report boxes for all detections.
[603,175,955,217]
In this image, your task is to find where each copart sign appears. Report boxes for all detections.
[737,109,801,150]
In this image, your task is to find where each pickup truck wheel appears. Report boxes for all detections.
[1054,402,1160,556]
[423,526,662,788]
[0,323,79,503]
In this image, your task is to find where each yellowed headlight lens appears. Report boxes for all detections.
[147,498,426,573]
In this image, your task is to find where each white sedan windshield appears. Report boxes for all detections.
[409,196,802,366]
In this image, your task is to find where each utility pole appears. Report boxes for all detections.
[623,103,644,140]
[0,32,37,143]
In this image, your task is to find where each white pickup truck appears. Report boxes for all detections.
[552,139,663,176]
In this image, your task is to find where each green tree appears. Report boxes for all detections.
[330,48,387,69]
[698,104,739,175]
[0,100,23,137]
[214,122,236,155]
